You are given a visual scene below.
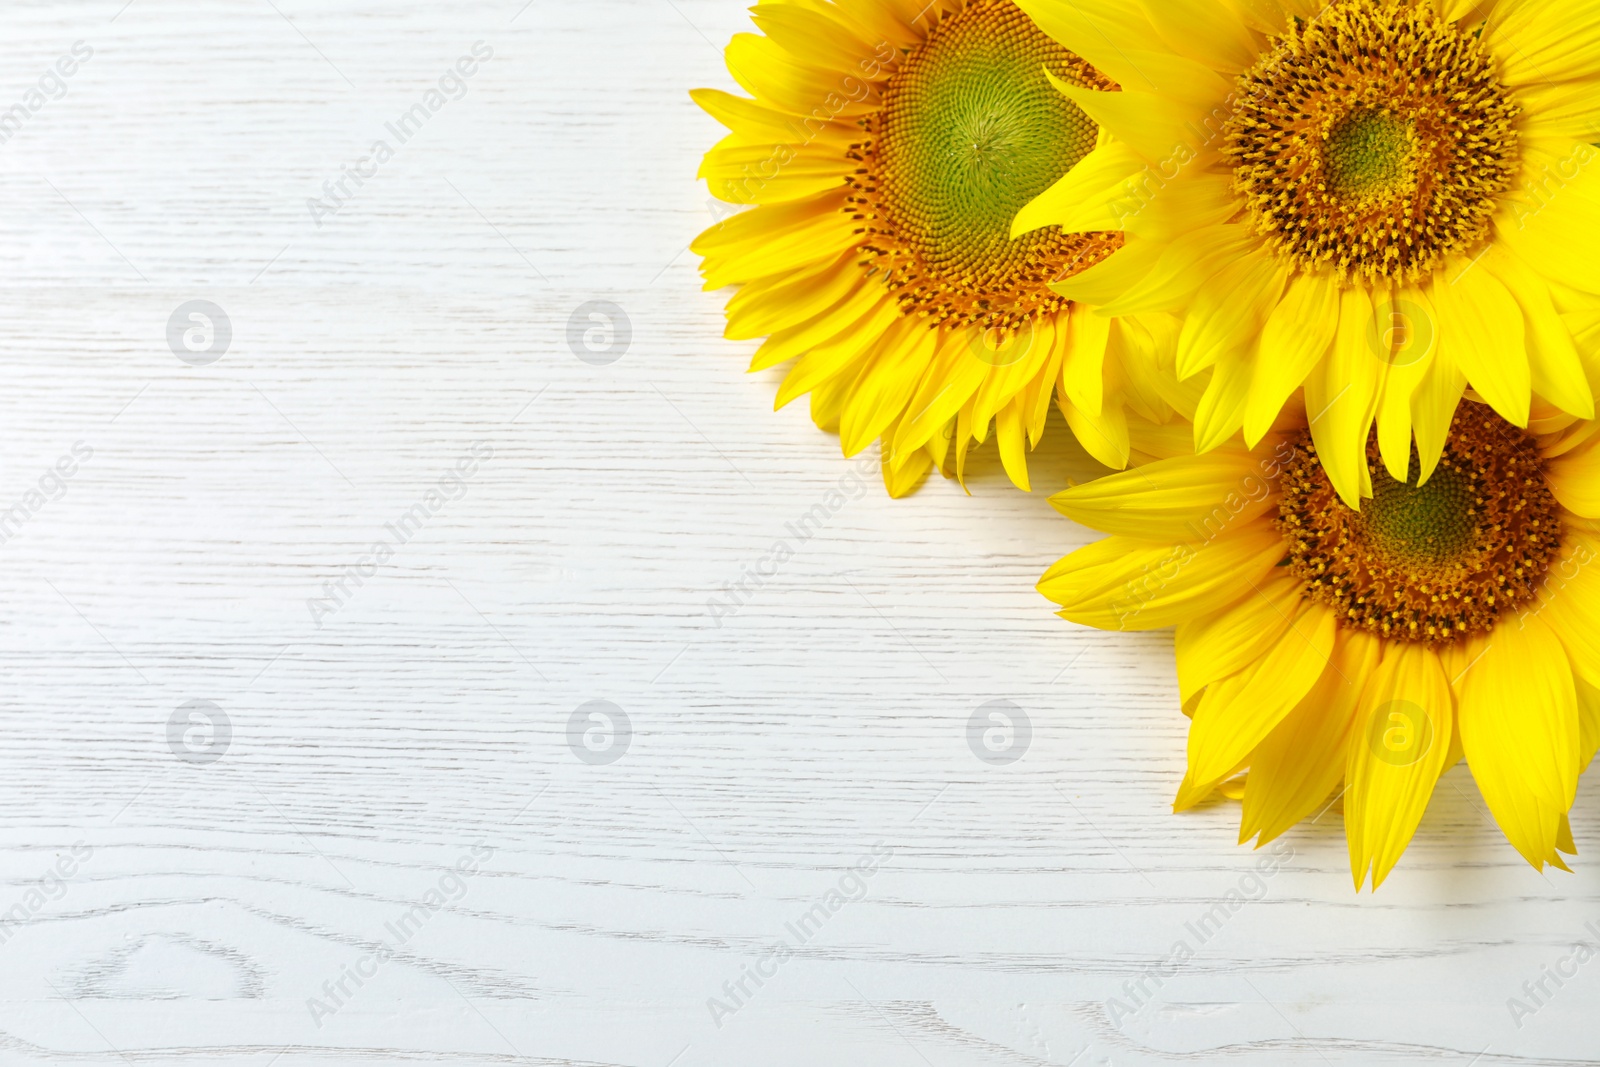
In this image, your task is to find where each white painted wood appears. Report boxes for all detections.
[0,0,1595,1063]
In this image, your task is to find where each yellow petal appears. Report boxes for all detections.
[1016,0,1166,91]
[995,401,1032,492]
[1099,225,1258,317]
[1012,143,1148,237]
[1024,320,1072,445]
[699,140,855,205]
[1495,143,1600,296]
[694,188,858,289]
[1124,173,1241,244]
[1305,286,1382,509]
[691,88,858,148]
[840,318,941,456]
[1059,395,1130,470]
[1241,631,1381,846]
[1547,435,1600,517]
[1344,642,1454,890]
[1175,251,1288,379]
[1577,676,1600,773]
[1037,523,1286,632]
[774,299,901,407]
[835,0,926,52]
[973,317,1056,429]
[1487,250,1594,418]
[749,4,879,76]
[1135,0,1259,73]
[749,283,894,372]
[1458,615,1581,863]
[1050,237,1166,306]
[1049,445,1273,541]
[1228,0,1314,35]
[1429,266,1530,428]
[1048,84,1196,164]
[1373,284,1438,481]
[1177,600,1339,805]
[1514,80,1600,143]
[1244,271,1339,446]
[1408,336,1466,486]
[1241,630,1382,844]
[1193,354,1253,454]
[882,441,933,498]
[1527,533,1600,689]
[1487,1,1600,91]
[723,33,879,120]
[892,330,989,457]
[1059,303,1111,416]
[1110,315,1177,425]
[1173,569,1304,704]
[725,252,862,340]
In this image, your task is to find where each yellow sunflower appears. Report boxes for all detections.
[1040,401,1600,889]
[1013,0,1600,508]
[691,0,1178,495]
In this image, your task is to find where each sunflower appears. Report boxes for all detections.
[691,0,1178,495]
[1013,0,1600,508]
[1039,401,1600,889]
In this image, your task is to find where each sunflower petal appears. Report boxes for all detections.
[1487,0,1600,91]
[1306,286,1383,509]
[1175,252,1289,379]
[1458,616,1581,865]
[1430,267,1530,428]
[1135,0,1259,73]
[995,401,1032,492]
[1049,445,1274,541]
[1059,395,1130,470]
[1098,225,1258,317]
[1244,271,1339,446]
[1173,569,1305,704]
[1016,0,1164,89]
[1408,337,1466,485]
[1177,600,1339,806]
[1241,631,1381,846]
[1193,354,1254,454]
[840,318,941,456]
[1345,642,1454,890]
[1011,142,1149,237]
[1038,524,1286,632]
[1487,250,1594,419]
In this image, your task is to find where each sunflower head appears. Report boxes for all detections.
[694,0,1171,494]
[1222,1,1521,283]
[849,0,1122,334]
[1042,402,1600,888]
[1014,0,1600,500]
[1278,415,1563,643]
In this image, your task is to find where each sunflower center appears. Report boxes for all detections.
[1324,110,1415,199]
[1277,409,1562,644]
[846,0,1121,334]
[1222,0,1520,283]
[1363,461,1478,567]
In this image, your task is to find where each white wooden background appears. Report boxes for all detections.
[0,0,1596,1063]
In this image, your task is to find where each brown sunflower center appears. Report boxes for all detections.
[1222,0,1520,283]
[845,0,1121,336]
[1277,408,1562,644]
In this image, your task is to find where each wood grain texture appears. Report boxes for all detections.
[0,0,1597,1063]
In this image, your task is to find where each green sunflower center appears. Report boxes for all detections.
[846,0,1121,334]
[1324,109,1416,200]
[1277,409,1563,644]
[878,1,1097,276]
[1362,461,1478,567]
